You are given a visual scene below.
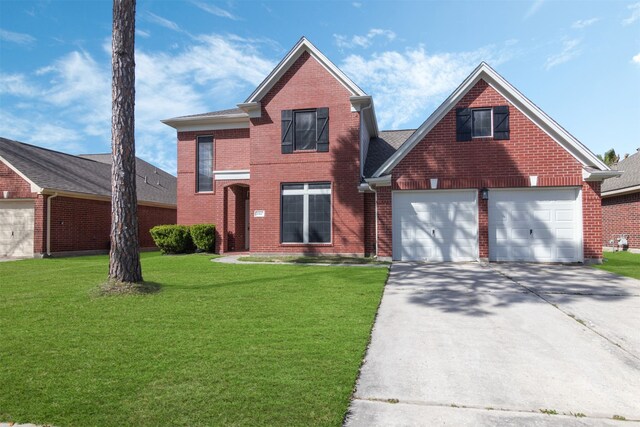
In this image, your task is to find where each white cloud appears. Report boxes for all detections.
[0,28,36,45]
[524,0,544,19]
[632,53,640,64]
[146,12,185,34]
[334,29,396,49]
[571,18,600,29]
[340,44,513,129]
[136,29,151,38]
[352,2,362,7]
[622,2,640,25]
[545,38,582,70]
[189,1,239,20]
[0,33,276,173]
[0,73,38,97]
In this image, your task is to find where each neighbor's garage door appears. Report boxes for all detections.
[489,188,582,262]
[0,200,35,257]
[393,190,478,261]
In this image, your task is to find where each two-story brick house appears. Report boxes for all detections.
[163,37,617,263]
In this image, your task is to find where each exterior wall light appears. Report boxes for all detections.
[480,188,489,200]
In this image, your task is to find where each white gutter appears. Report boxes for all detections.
[601,184,640,198]
[46,193,58,256]
[582,169,622,181]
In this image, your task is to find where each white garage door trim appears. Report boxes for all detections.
[0,199,35,258]
[488,187,583,263]
[392,189,479,262]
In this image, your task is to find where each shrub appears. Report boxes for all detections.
[190,224,216,252]
[150,225,194,254]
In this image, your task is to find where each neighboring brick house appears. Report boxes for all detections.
[163,37,617,263]
[0,138,176,257]
[601,150,640,253]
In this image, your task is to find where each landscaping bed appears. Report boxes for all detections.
[237,255,389,265]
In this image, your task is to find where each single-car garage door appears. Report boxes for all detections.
[393,190,478,261]
[0,200,35,258]
[489,188,582,262]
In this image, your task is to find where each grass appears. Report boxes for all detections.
[0,252,387,426]
[594,251,640,280]
[237,255,389,265]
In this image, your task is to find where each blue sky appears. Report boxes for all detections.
[1,0,639,174]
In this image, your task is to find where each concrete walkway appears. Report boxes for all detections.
[346,262,640,426]
[212,254,388,267]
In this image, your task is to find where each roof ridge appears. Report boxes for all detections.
[0,137,103,164]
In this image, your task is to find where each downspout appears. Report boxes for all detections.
[46,193,58,256]
[374,189,378,258]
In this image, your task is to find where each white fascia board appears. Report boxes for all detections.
[582,168,622,182]
[237,102,262,118]
[601,184,640,198]
[245,37,367,104]
[161,116,249,132]
[213,170,250,180]
[365,174,392,186]
[373,62,609,177]
[350,95,379,137]
[0,155,42,193]
[39,188,176,209]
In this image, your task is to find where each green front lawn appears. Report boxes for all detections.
[0,253,387,426]
[594,251,640,279]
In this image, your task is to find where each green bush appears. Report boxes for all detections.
[190,224,216,252]
[149,225,194,254]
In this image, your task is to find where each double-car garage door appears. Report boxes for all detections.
[0,200,35,258]
[392,188,582,262]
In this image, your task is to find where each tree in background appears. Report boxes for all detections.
[597,148,620,167]
[108,0,143,284]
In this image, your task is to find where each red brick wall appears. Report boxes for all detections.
[376,187,393,258]
[176,128,250,225]
[378,79,601,260]
[248,51,364,255]
[364,192,375,256]
[0,161,36,199]
[49,196,176,253]
[602,191,640,250]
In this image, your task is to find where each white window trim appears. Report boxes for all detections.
[281,183,332,244]
[471,108,493,139]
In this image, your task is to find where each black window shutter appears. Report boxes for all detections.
[456,108,472,141]
[281,110,293,154]
[316,107,329,152]
[493,105,510,140]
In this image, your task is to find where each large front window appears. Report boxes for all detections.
[281,182,331,243]
[197,136,213,192]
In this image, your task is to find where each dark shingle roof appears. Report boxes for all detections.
[601,150,640,193]
[363,130,415,178]
[0,137,176,206]
[169,107,246,120]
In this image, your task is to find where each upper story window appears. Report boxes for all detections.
[456,106,510,141]
[281,108,329,154]
[471,109,492,138]
[197,135,213,192]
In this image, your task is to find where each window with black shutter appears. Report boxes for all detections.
[456,106,510,140]
[281,108,329,153]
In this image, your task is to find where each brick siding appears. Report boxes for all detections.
[602,191,640,250]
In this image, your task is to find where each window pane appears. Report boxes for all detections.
[308,194,331,243]
[472,109,491,137]
[295,111,316,150]
[308,182,330,190]
[197,137,213,192]
[282,183,304,191]
[282,194,304,243]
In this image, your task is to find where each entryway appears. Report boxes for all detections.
[223,184,249,252]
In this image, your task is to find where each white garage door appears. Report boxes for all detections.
[0,200,35,258]
[489,188,582,262]
[393,190,478,261]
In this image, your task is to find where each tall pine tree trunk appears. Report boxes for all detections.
[109,0,142,283]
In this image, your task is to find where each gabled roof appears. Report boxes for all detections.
[0,137,176,207]
[244,36,367,103]
[166,107,247,120]
[364,130,415,178]
[371,62,610,178]
[601,150,640,196]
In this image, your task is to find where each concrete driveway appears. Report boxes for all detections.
[346,263,640,426]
